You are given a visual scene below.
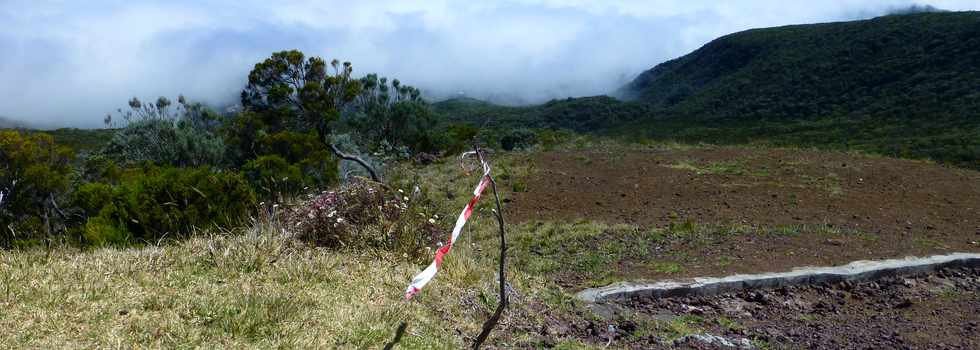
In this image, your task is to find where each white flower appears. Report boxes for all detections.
[428,218,436,224]
[327,210,337,218]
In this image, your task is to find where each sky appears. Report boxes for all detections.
[1,1,979,128]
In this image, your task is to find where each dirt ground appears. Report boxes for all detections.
[612,266,980,349]
[508,146,980,280]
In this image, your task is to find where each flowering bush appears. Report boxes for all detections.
[288,177,441,259]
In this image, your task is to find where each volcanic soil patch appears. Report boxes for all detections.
[507,146,980,285]
[590,266,980,349]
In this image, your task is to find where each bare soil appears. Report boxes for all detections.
[497,267,980,349]
[615,266,980,349]
[508,146,980,281]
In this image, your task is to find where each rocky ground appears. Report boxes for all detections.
[564,266,980,349]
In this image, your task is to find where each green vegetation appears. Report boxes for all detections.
[2,12,979,347]
[667,159,769,177]
[616,12,980,169]
[0,131,74,248]
[0,49,455,248]
[0,150,564,348]
[436,12,980,170]
[101,96,227,168]
[43,128,115,155]
[78,167,256,245]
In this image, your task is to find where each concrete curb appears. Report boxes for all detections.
[576,252,980,303]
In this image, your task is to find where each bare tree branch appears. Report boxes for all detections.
[49,193,67,220]
[330,143,381,183]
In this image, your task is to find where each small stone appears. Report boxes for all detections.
[681,304,705,315]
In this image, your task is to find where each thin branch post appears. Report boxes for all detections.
[472,146,508,349]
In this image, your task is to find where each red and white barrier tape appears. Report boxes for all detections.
[405,151,491,300]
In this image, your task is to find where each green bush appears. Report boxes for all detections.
[79,155,123,184]
[72,183,114,217]
[240,130,340,192]
[0,131,74,247]
[82,215,131,246]
[499,128,537,151]
[80,167,257,244]
[102,118,227,168]
[434,124,479,155]
[241,155,306,198]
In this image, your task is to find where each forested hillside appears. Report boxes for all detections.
[437,12,980,169]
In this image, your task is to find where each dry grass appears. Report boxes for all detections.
[0,222,528,348]
[0,150,559,349]
[1,140,813,349]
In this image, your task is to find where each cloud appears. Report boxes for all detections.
[1,0,978,127]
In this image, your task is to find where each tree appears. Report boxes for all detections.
[346,74,437,154]
[241,50,361,139]
[234,50,372,187]
[0,131,74,247]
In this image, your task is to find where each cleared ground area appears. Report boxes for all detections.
[508,145,980,287]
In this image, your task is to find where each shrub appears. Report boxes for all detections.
[81,167,257,244]
[101,96,227,168]
[434,124,480,155]
[81,215,131,246]
[241,155,306,198]
[287,177,441,259]
[79,154,123,184]
[536,129,575,149]
[0,131,74,247]
[72,182,114,217]
[102,119,227,168]
[499,128,537,151]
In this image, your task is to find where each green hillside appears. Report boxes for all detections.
[617,11,980,168]
[433,95,648,132]
[620,12,980,117]
[437,12,980,169]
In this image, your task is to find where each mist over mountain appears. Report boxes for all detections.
[436,11,980,169]
[4,1,980,128]
[0,115,32,129]
[617,11,980,121]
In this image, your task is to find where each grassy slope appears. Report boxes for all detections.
[0,149,568,349]
[0,140,754,349]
